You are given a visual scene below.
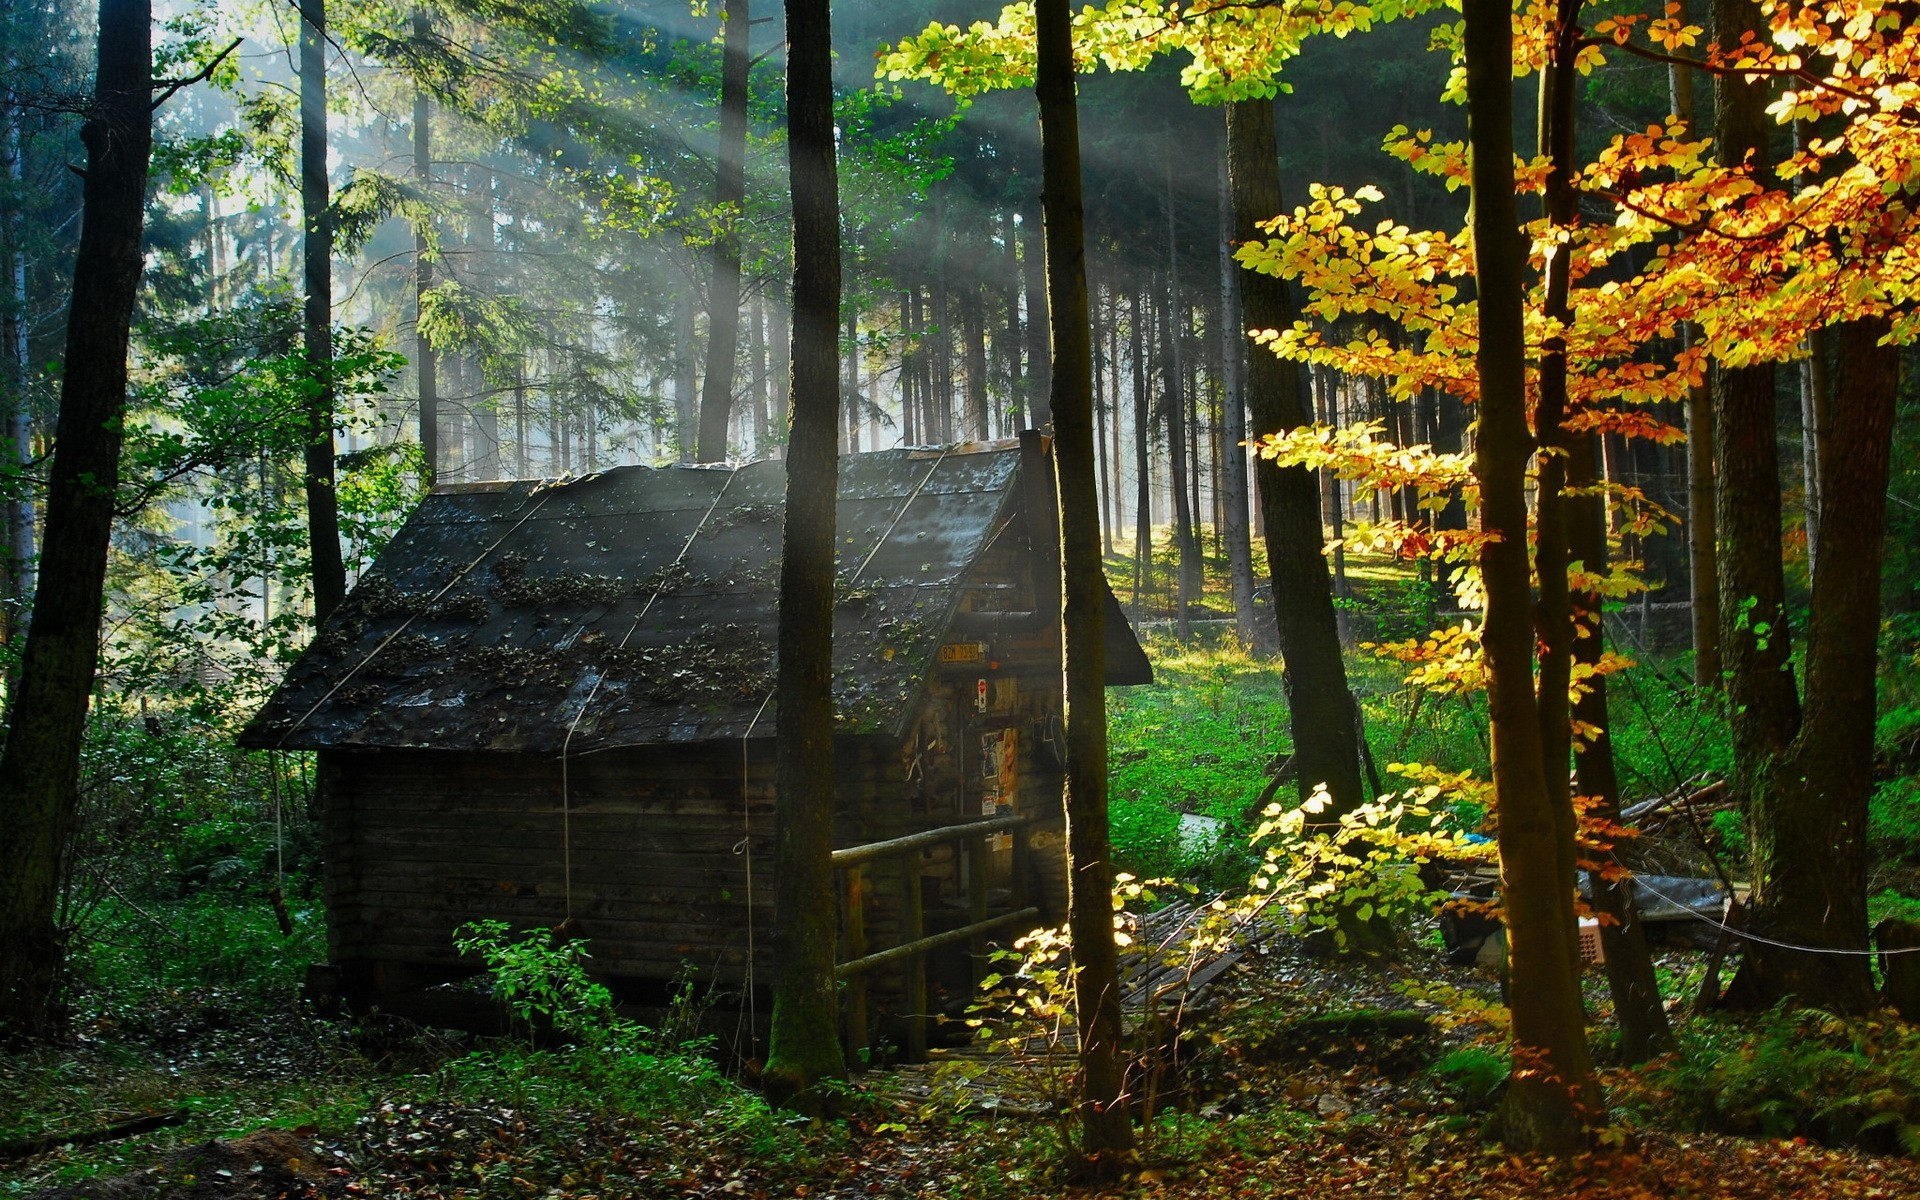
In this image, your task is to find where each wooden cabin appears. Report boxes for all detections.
[240,435,1151,1051]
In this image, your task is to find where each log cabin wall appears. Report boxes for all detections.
[321,738,921,999]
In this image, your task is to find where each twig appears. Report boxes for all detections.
[150,38,243,111]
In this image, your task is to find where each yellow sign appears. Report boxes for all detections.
[937,641,985,663]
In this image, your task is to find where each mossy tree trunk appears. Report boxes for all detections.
[0,0,152,1036]
[763,0,845,1104]
[1034,0,1132,1165]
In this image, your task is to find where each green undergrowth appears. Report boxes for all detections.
[1613,1007,1920,1155]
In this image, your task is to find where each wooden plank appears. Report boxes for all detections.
[831,814,1033,867]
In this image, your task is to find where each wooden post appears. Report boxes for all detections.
[969,833,990,987]
[902,849,928,1061]
[1011,822,1031,910]
[843,865,869,1070]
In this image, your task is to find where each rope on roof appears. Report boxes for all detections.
[272,478,569,749]
[557,467,745,918]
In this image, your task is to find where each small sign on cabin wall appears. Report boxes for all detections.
[938,641,986,663]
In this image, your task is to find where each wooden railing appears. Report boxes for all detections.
[832,814,1042,1063]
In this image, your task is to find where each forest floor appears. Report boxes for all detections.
[9,932,1920,1200]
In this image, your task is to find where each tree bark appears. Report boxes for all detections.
[1571,421,1673,1063]
[1130,288,1150,606]
[1158,279,1196,637]
[300,0,344,624]
[0,0,151,1036]
[1463,0,1599,1151]
[1217,150,1260,650]
[1035,0,1132,1163]
[674,287,698,461]
[763,0,845,1103]
[3,57,35,671]
[1023,192,1051,430]
[1726,319,1894,1013]
[1537,6,1671,1061]
[695,0,749,463]
[1532,0,1585,987]
[1226,97,1366,822]
[1712,0,1796,757]
[962,281,988,441]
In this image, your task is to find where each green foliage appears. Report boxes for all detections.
[446,922,771,1130]
[1428,1045,1509,1107]
[58,706,323,1015]
[1872,777,1920,866]
[1617,1008,1920,1154]
[1245,786,1478,951]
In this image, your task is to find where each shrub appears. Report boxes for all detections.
[446,921,769,1129]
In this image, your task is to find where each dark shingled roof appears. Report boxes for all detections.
[240,442,1149,754]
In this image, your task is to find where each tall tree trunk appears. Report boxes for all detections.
[764,0,845,1103]
[412,19,438,489]
[769,298,789,445]
[674,287,698,460]
[1706,0,1834,1010]
[1532,0,1585,988]
[1226,97,1365,821]
[1130,288,1150,606]
[1092,283,1112,556]
[0,0,151,1036]
[1571,422,1673,1062]
[1537,5,1670,1062]
[1159,280,1196,637]
[750,296,769,454]
[696,0,749,462]
[301,0,344,623]
[1023,192,1051,430]
[1218,139,1260,645]
[1725,318,1894,1013]
[1463,0,1598,1152]
[3,76,33,675]
[1003,210,1025,431]
[962,282,988,441]
[1035,0,1131,1162]
[1671,20,1718,686]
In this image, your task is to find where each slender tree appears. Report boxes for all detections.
[1225,96,1367,826]
[1216,150,1260,649]
[1462,0,1598,1151]
[1034,0,1132,1163]
[299,0,344,623]
[0,0,152,1035]
[763,0,845,1103]
[412,10,438,488]
[695,0,749,462]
